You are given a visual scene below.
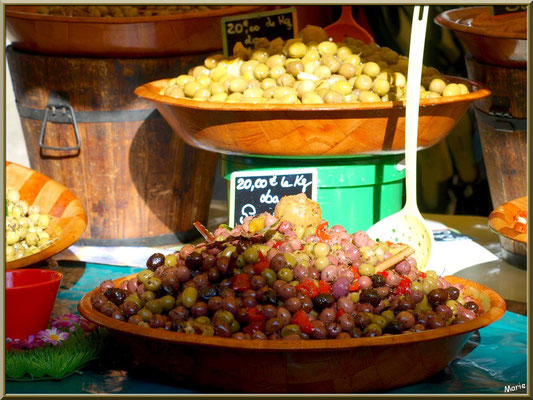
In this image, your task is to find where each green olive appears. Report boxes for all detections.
[261,268,277,285]
[318,40,338,56]
[215,310,234,324]
[283,253,297,267]
[165,254,178,267]
[210,93,228,102]
[160,295,176,311]
[429,78,446,94]
[330,81,352,96]
[182,286,199,308]
[381,309,395,323]
[372,79,390,96]
[371,315,388,329]
[355,74,373,90]
[288,41,307,58]
[125,295,142,308]
[137,308,153,322]
[220,245,236,258]
[442,83,460,97]
[358,263,375,276]
[411,281,424,292]
[314,256,330,271]
[358,90,381,103]
[362,62,380,78]
[278,268,294,283]
[364,323,382,336]
[145,299,163,314]
[140,290,156,306]
[244,246,259,263]
[313,242,330,257]
[230,319,241,333]
[281,324,301,338]
[253,63,270,80]
[145,276,162,292]
[196,316,211,325]
[137,269,154,284]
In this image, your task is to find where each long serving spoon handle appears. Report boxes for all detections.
[404,5,429,213]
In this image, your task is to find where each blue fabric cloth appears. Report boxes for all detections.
[7,262,528,395]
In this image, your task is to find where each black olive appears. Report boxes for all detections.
[185,252,203,270]
[359,289,381,308]
[394,296,415,311]
[464,301,479,314]
[312,293,335,311]
[446,286,460,300]
[146,253,165,271]
[370,274,386,288]
[104,287,126,306]
[198,285,219,302]
[384,320,404,334]
[261,288,278,306]
[427,288,448,306]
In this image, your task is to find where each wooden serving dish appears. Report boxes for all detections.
[435,6,527,68]
[6,162,87,269]
[488,196,527,266]
[5,5,264,57]
[78,275,505,393]
[135,77,490,157]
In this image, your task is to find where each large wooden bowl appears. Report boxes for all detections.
[135,77,490,157]
[435,6,527,68]
[6,162,87,269]
[5,5,264,57]
[78,275,505,393]
[488,196,527,266]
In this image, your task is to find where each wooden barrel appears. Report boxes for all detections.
[465,54,527,210]
[7,45,218,246]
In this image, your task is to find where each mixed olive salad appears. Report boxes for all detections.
[92,195,484,340]
[5,188,56,262]
[160,25,470,104]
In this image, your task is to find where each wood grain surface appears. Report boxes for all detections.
[435,6,527,68]
[6,162,87,269]
[7,48,219,243]
[5,5,265,57]
[78,275,506,393]
[135,77,490,157]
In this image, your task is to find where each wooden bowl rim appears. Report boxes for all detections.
[78,275,506,351]
[5,5,263,24]
[435,6,527,40]
[488,196,528,244]
[135,76,491,113]
[6,161,88,269]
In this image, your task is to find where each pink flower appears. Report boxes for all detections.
[37,327,69,345]
[79,318,98,333]
[50,313,81,329]
[23,335,43,349]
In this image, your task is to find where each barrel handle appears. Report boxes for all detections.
[39,92,81,152]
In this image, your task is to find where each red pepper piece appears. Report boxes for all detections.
[245,307,266,332]
[318,280,331,294]
[394,277,412,295]
[378,270,389,279]
[233,273,251,292]
[418,271,427,279]
[291,310,315,335]
[349,280,360,292]
[295,279,320,298]
[316,221,330,242]
[253,259,270,274]
[350,267,361,280]
[336,308,345,318]
[272,241,284,249]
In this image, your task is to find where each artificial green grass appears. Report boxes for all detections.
[6,326,107,381]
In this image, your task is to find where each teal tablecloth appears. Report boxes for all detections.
[6,263,528,395]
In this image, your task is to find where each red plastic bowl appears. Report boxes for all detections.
[6,269,63,340]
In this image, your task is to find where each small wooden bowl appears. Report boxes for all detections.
[135,77,490,157]
[488,196,527,266]
[435,6,527,68]
[78,275,505,393]
[6,162,87,269]
[6,5,264,57]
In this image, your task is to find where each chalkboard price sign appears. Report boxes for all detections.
[221,7,297,56]
[229,168,317,227]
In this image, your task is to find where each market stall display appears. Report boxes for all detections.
[5,162,87,269]
[78,197,506,392]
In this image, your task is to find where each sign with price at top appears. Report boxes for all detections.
[221,7,297,56]
[229,168,317,227]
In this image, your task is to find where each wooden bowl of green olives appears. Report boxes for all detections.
[136,75,490,156]
[6,5,265,57]
[6,162,87,269]
[79,274,505,393]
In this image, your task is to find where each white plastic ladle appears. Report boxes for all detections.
[366,6,434,271]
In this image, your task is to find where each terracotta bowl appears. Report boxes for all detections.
[488,196,527,267]
[435,6,527,68]
[135,77,490,157]
[6,162,87,269]
[6,5,264,57]
[78,275,505,393]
